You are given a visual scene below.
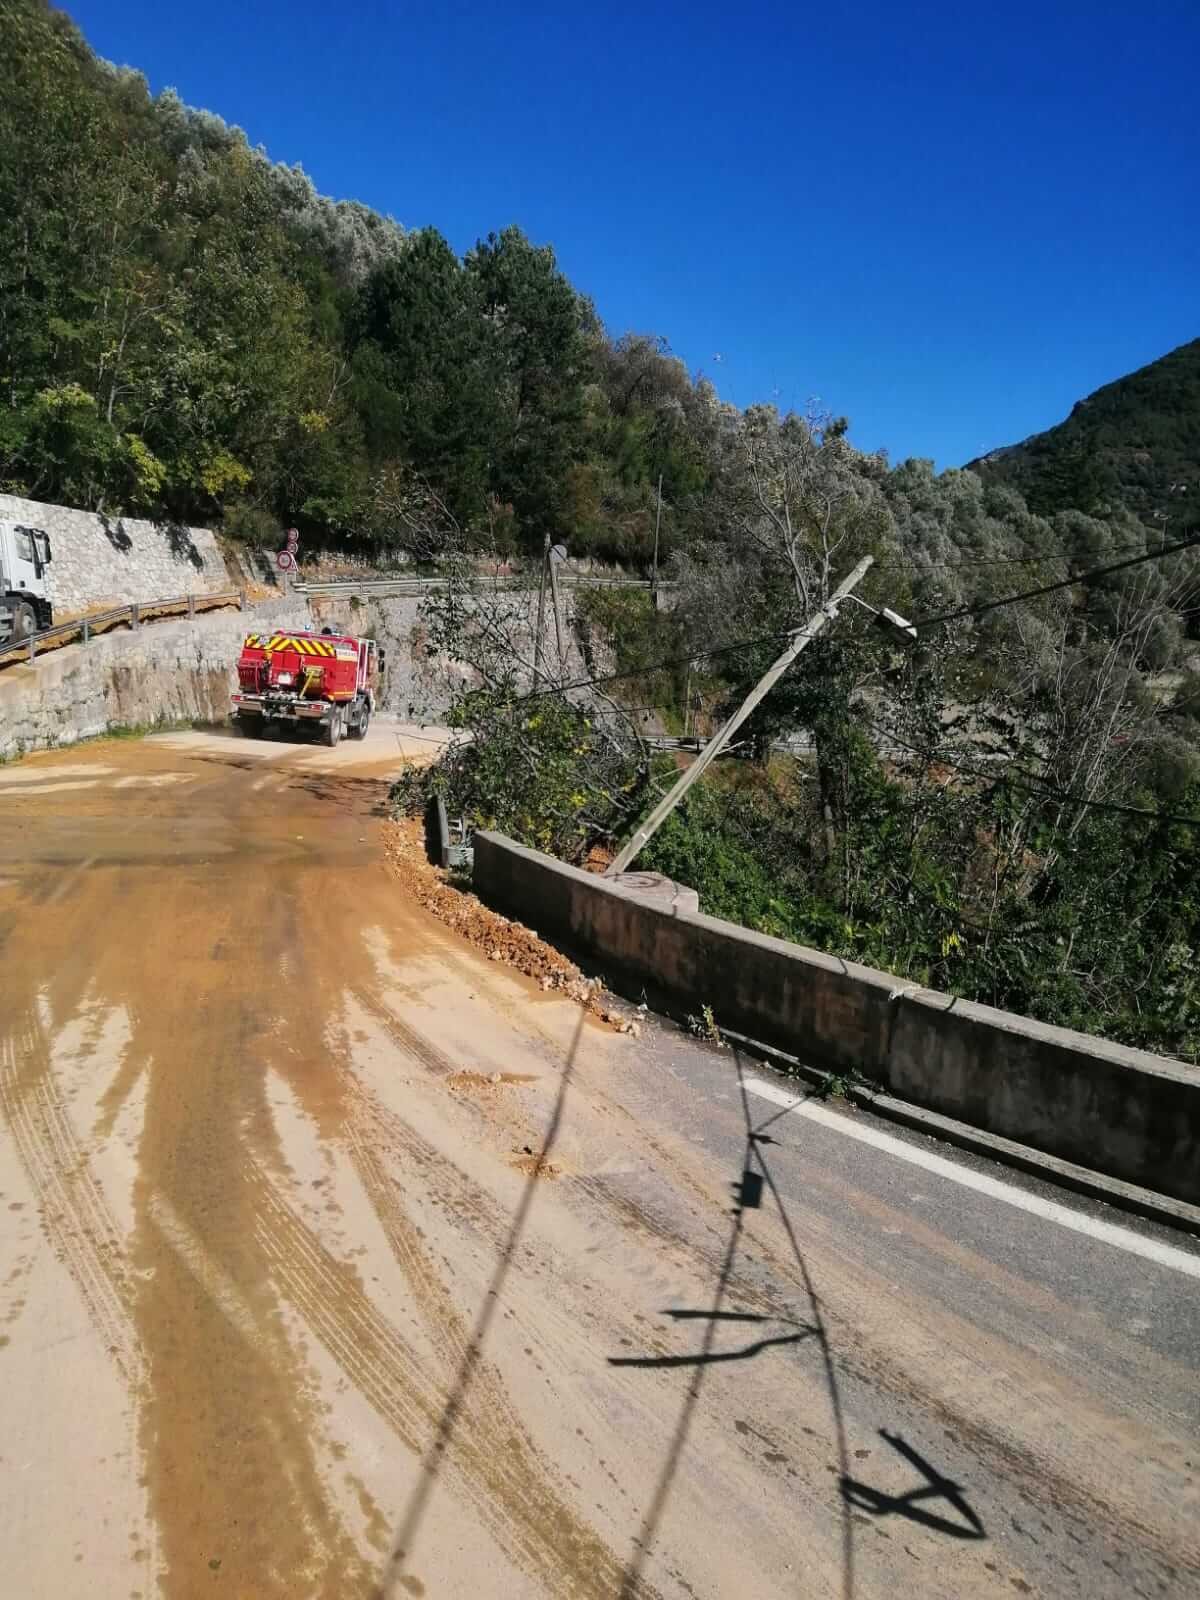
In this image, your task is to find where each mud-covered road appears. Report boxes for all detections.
[1,727,1197,1599]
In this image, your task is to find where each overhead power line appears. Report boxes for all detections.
[506,535,1200,710]
[911,532,1200,628]
[874,538,1156,573]
[869,718,1200,826]
[512,627,795,704]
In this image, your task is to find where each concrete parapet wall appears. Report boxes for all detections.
[472,831,1200,1205]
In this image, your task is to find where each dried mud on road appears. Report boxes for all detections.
[380,817,636,1028]
[0,728,1195,1600]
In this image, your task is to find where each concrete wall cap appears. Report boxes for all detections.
[897,988,1199,1085]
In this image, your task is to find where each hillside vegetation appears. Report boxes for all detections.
[0,0,712,562]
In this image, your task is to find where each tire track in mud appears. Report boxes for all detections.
[0,1006,141,1383]
[352,976,795,1328]
[251,1080,661,1600]
[0,1000,159,1589]
[347,986,775,1312]
[145,1188,377,1599]
[344,1102,631,1578]
[349,985,458,1081]
[249,1158,428,1454]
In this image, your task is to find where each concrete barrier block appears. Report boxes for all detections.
[887,991,1200,1205]
[607,870,700,917]
[471,831,1200,1202]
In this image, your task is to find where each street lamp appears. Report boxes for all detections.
[841,592,919,643]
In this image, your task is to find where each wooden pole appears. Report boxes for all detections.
[650,472,663,603]
[548,545,565,665]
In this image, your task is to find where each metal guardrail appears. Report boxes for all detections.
[293,574,659,599]
[0,589,243,669]
[425,793,473,870]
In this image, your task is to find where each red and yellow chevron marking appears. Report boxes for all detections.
[246,633,340,657]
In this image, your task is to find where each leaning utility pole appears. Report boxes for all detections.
[606,555,875,877]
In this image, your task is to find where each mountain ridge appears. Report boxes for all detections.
[966,338,1200,535]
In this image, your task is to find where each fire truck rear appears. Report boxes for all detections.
[232,629,381,746]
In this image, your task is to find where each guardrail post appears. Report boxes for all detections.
[28,634,36,664]
[187,593,196,618]
[82,617,90,645]
[437,795,451,869]
[130,602,140,631]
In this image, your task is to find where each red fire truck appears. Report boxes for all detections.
[232,628,381,746]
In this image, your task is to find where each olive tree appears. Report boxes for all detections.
[670,405,897,862]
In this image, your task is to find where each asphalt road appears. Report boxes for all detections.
[0,724,1196,1600]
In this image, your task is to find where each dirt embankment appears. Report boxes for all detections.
[381,818,640,1033]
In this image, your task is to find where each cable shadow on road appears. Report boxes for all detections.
[841,1429,986,1540]
[609,1309,817,1369]
[733,1059,987,1572]
[608,1168,751,1598]
[738,1083,988,1554]
[606,1047,859,1600]
[377,1007,586,1596]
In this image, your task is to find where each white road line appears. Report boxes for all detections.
[742,1075,1200,1281]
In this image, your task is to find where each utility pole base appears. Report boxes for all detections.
[607,870,700,916]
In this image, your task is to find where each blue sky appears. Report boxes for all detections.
[67,0,1199,469]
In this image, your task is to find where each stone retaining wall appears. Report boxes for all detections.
[0,493,232,616]
[308,586,596,721]
[0,599,307,759]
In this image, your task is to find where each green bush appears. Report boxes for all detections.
[640,748,1200,1061]
[391,688,652,865]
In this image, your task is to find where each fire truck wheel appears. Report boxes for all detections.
[324,707,343,747]
[237,714,263,738]
[350,698,370,740]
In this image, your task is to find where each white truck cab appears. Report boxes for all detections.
[0,521,53,642]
